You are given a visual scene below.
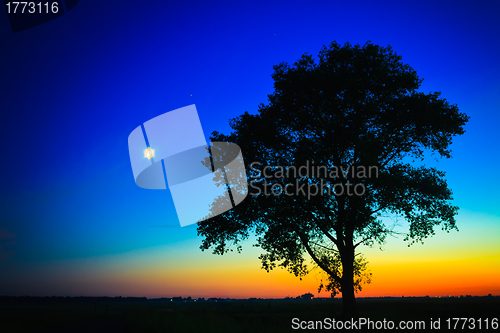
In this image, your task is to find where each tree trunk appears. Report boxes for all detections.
[341,246,357,316]
[341,279,357,316]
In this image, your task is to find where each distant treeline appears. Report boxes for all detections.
[0,294,497,304]
[0,296,314,304]
[0,296,148,304]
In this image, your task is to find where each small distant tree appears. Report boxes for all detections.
[300,292,314,300]
[198,41,469,315]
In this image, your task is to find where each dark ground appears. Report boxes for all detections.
[1,297,499,332]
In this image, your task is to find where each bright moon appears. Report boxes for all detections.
[144,148,154,159]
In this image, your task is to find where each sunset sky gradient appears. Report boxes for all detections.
[0,0,499,299]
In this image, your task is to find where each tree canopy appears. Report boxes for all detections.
[197,41,469,314]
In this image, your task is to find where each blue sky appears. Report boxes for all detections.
[0,0,499,296]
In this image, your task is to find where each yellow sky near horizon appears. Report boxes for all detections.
[1,209,498,298]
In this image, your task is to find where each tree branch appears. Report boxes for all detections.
[380,137,418,167]
[294,229,342,284]
[369,205,388,215]
[353,235,373,249]
[312,214,339,246]
[310,241,338,253]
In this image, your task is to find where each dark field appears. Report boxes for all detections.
[1,297,499,332]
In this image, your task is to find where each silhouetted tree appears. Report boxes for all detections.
[197,41,469,315]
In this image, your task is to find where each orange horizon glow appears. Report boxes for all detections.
[1,210,499,299]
